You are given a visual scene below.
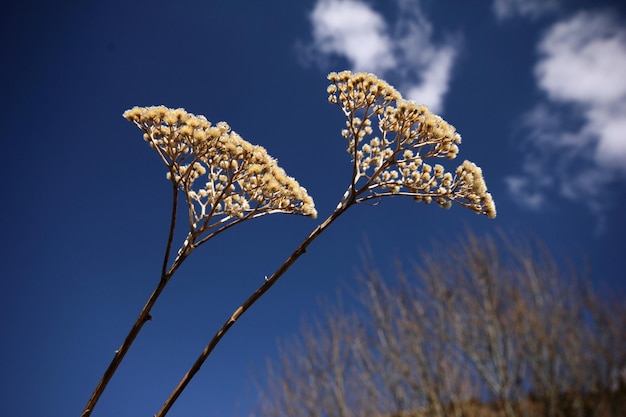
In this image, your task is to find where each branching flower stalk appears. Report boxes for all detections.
[153,71,496,416]
[81,107,316,417]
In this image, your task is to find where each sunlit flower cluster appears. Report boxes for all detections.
[123,106,317,234]
[327,71,496,218]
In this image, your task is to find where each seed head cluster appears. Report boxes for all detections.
[123,106,317,232]
[327,71,496,218]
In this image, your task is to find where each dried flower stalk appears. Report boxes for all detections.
[124,106,317,233]
[327,71,496,217]
[81,106,316,417]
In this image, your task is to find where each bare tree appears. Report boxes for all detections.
[257,302,370,417]
[254,232,625,417]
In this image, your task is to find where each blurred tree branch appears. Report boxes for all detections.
[255,231,626,417]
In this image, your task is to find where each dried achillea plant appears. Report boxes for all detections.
[124,106,317,245]
[84,72,496,417]
[82,106,316,417]
[327,71,496,217]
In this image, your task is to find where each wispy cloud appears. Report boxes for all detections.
[303,0,458,113]
[492,0,560,20]
[534,11,626,169]
[506,10,626,227]
[309,0,396,74]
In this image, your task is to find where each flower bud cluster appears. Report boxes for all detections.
[327,71,496,218]
[450,161,497,218]
[328,71,401,155]
[123,106,317,230]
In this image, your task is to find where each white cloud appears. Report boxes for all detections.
[305,0,458,113]
[534,11,626,169]
[504,176,545,211]
[309,0,396,74]
[492,0,560,20]
[507,10,626,225]
[404,46,456,114]
[536,12,626,105]
[535,11,626,170]
[589,102,626,167]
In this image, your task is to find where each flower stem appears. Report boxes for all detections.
[154,199,353,416]
[81,182,182,417]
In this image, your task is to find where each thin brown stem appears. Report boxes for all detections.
[81,182,182,417]
[154,198,354,417]
[162,180,180,276]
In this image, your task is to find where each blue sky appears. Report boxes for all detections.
[2,0,625,416]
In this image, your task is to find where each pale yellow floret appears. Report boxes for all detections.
[123,106,318,226]
[326,70,496,219]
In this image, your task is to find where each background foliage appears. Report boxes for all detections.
[256,232,626,417]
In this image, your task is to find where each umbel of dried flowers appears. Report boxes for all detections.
[327,71,496,218]
[123,106,317,241]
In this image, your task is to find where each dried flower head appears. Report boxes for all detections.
[123,106,317,240]
[327,71,496,218]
